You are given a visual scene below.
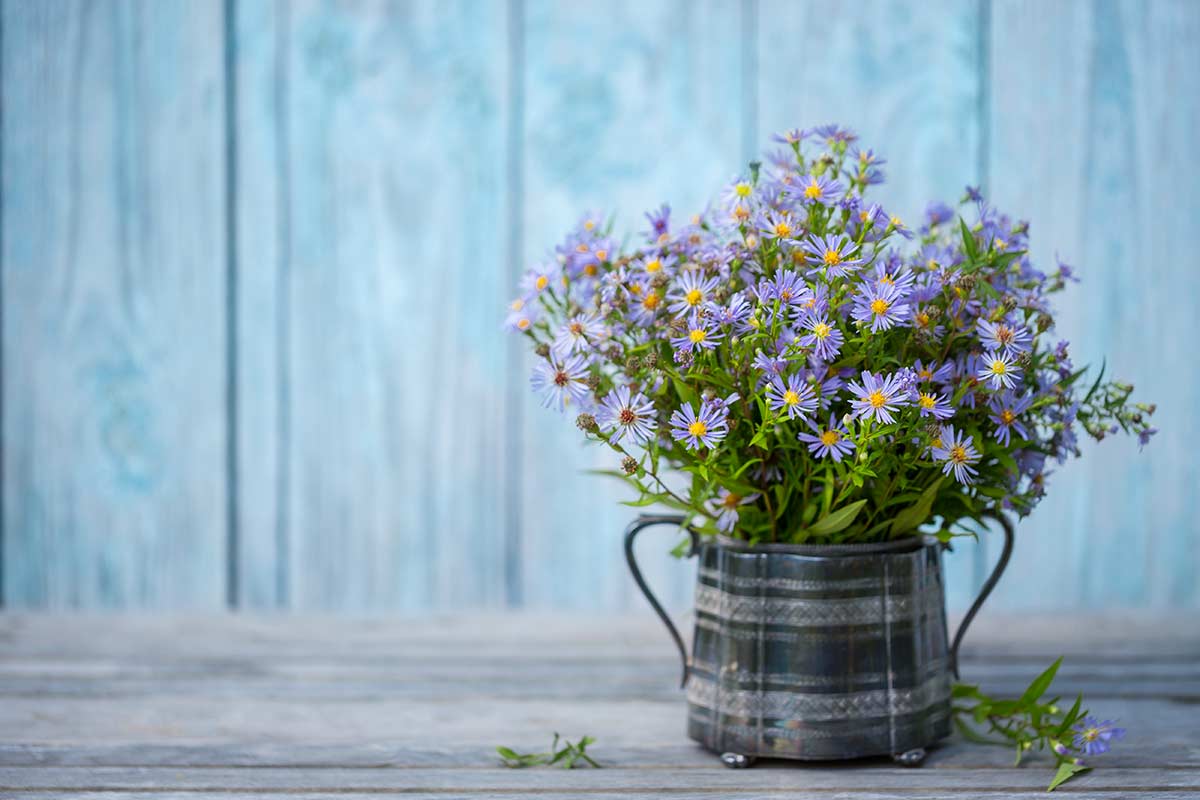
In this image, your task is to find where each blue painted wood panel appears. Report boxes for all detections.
[1,0,1196,610]
[1,0,229,607]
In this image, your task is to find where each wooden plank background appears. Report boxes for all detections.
[0,0,1196,610]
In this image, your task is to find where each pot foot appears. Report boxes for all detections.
[720,752,756,769]
[893,747,927,767]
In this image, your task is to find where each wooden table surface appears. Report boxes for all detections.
[0,613,1197,798]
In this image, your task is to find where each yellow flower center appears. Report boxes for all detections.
[919,393,937,409]
[722,492,741,508]
[868,390,886,408]
[510,298,524,311]
[931,436,943,449]
[890,215,902,226]
[990,359,1008,375]
[583,263,598,276]
[995,325,1014,344]
[859,209,870,221]
[1000,409,1015,424]
[917,312,930,327]
[535,275,549,291]
[583,220,596,231]
[950,445,969,464]
[517,318,530,330]
[918,369,932,380]
[642,293,661,310]
[569,322,584,335]
[576,243,590,253]
[688,420,708,437]
[870,298,890,315]
[645,258,662,273]
[619,408,637,425]
[927,258,939,269]
[774,221,793,237]
[688,328,707,344]
[629,282,644,296]
[685,288,703,306]
[735,182,752,197]
[879,274,895,286]
[813,322,831,339]
[1083,728,1099,742]
[995,238,1007,250]
[783,390,801,406]
[732,205,750,222]
[823,249,842,266]
[820,430,840,446]
[804,180,822,199]
[595,249,608,261]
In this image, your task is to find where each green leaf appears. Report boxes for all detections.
[1055,693,1085,737]
[954,716,1002,746]
[620,496,660,508]
[959,217,979,262]
[1047,761,1091,792]
[1020,657,1063,708]
[890,477,944,536]
[809,499,868,536]
[672,377,699,407]
[1082,358,1107,406]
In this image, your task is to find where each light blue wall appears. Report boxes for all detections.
[1,0,1196,611]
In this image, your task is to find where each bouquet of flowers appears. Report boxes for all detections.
[505,124,1155,545]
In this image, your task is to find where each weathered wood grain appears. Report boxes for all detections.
[985,0,1200,611]
[0,0,228,607]
[232,0,513,610]
[0,614,1195,796]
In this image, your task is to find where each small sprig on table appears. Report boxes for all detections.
[953,657,1125,792]
[497,733,600,769]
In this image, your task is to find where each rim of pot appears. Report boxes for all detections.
[711,534,927,557]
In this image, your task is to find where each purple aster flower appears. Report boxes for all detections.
[911,304,946,340]
[706,488,760,533]
[1138,426,1158,450]
[800,233,862,279]
[788,174,844,206]
[773,127,810,145]
[643,203,670,242]
[913,358,953,385]
[767,374,817,420]
[924,201,954,229]
[503,297,540,333]
[1055,255,1081,283]
[670,311,723,354]
[847,370,908,424]
[667,270,720,315]
[521,262,561,296]
[965,185,984,202]
[977,317,1033,356]
[917,390,954,420]
[812,123,858,145]
[721,175,757,209]
[870,260,916,294]
[711,292,754,332]
[552,312,605,358]
[931,425,981,485]
[752,348,788,388]
[798,414,856,462]
[669,400,729,451]
[978,350,1024,390]
[765,269,811,306]
[638,252,677,278]
[797,311,844,361]
[629,289,665,326]
[530,354,591,413]
[757,208,803,242]
[596,385,656,445]
[988,391,1034,446]
[1073,717,1125,756]
[851,281,910,333]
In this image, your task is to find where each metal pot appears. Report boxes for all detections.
[624,513,1013,768]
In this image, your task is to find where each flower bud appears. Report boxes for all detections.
[643,351,659,368]
[1037,313,1054,332]
[955,274,977,292]
[575,413,598,433]
[625,355,641,373]
[621,455,638,475]
[1002,296,1019,312]
[585,373,601,390]
[1052,741,1068,756]
[535,343,551,358]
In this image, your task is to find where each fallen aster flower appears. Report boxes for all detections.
[1073,717,1126,757]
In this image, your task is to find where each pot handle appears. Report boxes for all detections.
[948,510,1015,679]
[624,514,700,688]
